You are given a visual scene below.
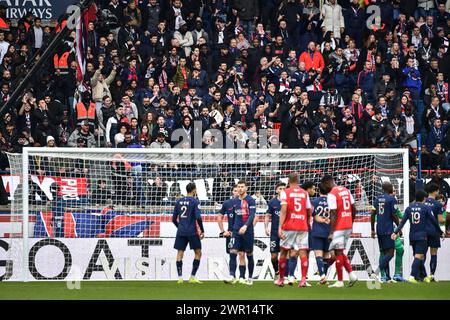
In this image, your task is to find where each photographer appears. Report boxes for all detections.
[284,97,315,148]
[118,16,141,53]
[328,47,349,95]
[311,116,333,145]
[336,107,357,141]
[366,108,388,147]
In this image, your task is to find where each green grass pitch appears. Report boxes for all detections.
[1,281,450,300]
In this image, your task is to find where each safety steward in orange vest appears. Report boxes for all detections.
[76,92,96,132]
[0,4,9,31]
[0,17,8,30]
[54,51,70,75]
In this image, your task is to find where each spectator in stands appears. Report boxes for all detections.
[0,31,8,64]
[2,1,450,203]
[148,175,166,206]
[91,179,113,206]
[150,131,171,148]
[299,41,325,74]
[427,170,450,198]
[321,0,345,42]
[67,120,96,148]
[91,65,117,113]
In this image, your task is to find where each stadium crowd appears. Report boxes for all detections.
[1,0,450,173]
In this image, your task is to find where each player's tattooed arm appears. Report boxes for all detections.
[328,209,337,240]
[253,214,258,227]
[264,213,271,236]
[278,204,287,239]
[172,212,179,228]
[172,203,179,228]
[446,212,450,236]
[370,207,376,238]
[438,214,445,225]
[197,218,205,237]
[217,213,225,235]
[351,204,357,222]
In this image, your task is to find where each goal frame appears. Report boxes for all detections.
[18,147,410,282]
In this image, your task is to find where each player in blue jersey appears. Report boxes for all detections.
[224,180,256,285]
[423,183,445,282]
[371,182,400,283]
[299,180,317,285]
[218,186,238,282]
[172,183,205,284]
[311,183,333,285]
[392,190,445,283]
[264,182,286,282]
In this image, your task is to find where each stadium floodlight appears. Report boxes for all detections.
[5,148,410,281]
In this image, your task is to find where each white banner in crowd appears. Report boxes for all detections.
[1,237,449,281]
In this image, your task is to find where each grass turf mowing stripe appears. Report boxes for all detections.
[1,281,450,300]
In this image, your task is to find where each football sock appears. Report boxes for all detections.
[301,256,309,279]
[385,264,391,279]
[343,254,353,273]
[325,257,335,275]
[239,265,246,279]
[316,256,325,276]
[271,257,279,274]
[285,257,290,276]
[379,253,393,278]
[411,258,421,279]
[430,255,437,275]
[247,255,254,279]
[288,256,297,277]
[191,259,200,276]
[420,255,427,278]
[229,253,237,277]
[176,260,183,278]
[279,258,287,280]
[335,255,344,281]
[394,238,404,276]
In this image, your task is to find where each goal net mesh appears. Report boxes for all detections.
[4,149,407,280]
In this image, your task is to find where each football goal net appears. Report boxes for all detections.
[3,148,409,281]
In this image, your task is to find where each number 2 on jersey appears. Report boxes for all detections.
[180,206,187,218]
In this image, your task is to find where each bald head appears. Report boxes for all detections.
[288,172,299,186]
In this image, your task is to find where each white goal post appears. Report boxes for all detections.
[2,147,418,281]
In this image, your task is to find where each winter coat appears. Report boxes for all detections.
[321,2,345,39]
[91,69,116,102]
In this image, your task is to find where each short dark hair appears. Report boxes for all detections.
[237,179,247,186]
[321,174,334,184]
[382,181,394,194]
[186,182,196,194]
[426,183,440,194]
[301,180,315,190]
[415,189,428,202]
[276,182,286,189]
[318,183,328,195]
